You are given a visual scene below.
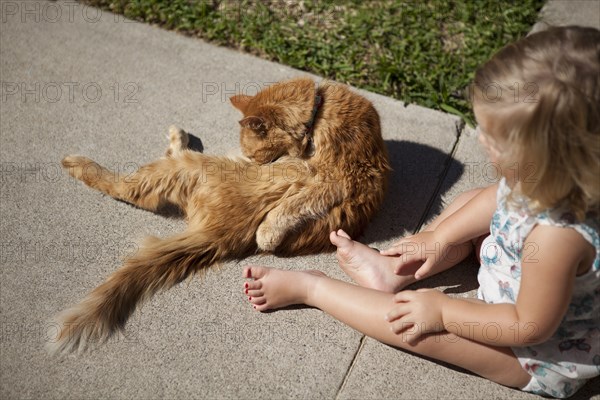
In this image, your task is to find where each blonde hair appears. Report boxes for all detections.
[471,26,600,220]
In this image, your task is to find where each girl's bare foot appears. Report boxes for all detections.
[330,229,417,293]
[243,266,326,311]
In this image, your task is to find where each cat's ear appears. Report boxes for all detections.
[230,95,252,113]
[239,116,267,134]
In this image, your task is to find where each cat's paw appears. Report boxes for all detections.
[256,221,284,252]
[166,126,189,156]
[61,155,101,184]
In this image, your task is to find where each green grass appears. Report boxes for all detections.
[81,0,544,124]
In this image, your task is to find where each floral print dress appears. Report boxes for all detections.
[477,178,600,398]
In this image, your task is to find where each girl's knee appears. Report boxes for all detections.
[471,234,488,264]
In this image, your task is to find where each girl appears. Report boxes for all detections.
[242,26,600,398]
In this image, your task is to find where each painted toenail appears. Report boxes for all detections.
[244,282,248,288]
[245,289,248,294]
[249,296,252,301]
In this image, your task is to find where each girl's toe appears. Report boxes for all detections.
[244,265,269,279]
[247,280,262,290]
[337,229,352,239]
[254,302,269,312]
[247,289,263,297]
[249,296,266,305]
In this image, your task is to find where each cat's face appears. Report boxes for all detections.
[230,83,312,164]
[237,112,292,164]
[230,95,302,164]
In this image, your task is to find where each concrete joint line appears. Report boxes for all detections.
[414,119,465,234]
[335,335,368,399]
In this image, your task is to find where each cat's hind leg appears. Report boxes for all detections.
[61,155,124,199]
[61,154,190,212]
[165,125,189,157]
[62,127,196,212]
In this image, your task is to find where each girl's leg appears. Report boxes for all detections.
[335,188,487,292]
[244,266,530,389]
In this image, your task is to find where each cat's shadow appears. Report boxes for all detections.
[187,133,204,153]
[365,140,463,242]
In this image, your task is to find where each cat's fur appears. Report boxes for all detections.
[48,77,390,354]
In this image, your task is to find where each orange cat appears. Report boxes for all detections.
[48,77,390,354]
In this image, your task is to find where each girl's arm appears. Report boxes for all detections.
[387,224,590,346]
[434,181,498,244]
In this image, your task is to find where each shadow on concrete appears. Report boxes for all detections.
[572,378,600,400]
[364,140,464,241]
[410,258,480,294]
[187,132,205,153]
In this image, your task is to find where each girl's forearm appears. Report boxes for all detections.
[435,183,498,244]
[441,299,543,347]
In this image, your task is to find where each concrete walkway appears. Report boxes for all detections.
[1,1,598,399]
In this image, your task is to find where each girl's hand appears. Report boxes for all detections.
[385,289,449,344]
[380,231,449,279]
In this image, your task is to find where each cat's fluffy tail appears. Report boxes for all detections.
[46,230,237,355]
